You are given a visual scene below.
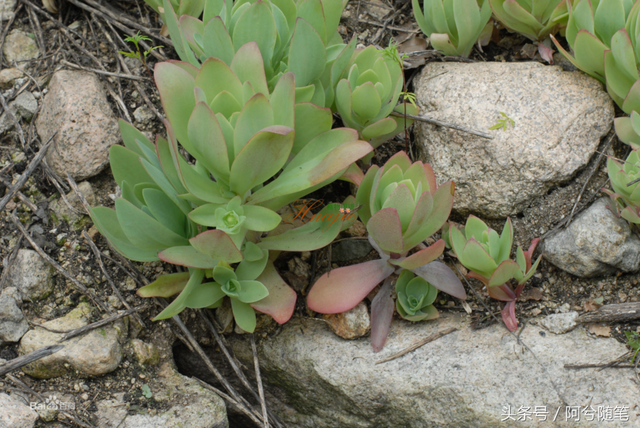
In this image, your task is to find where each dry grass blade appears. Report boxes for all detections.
[60,59,150,81]
[251,334,269,428]
[0,344,63,376]
[0,138,53,212]
[375,327,457,364]
[58,305,146,341]
[390,111,493,139]
[0,235,23,292]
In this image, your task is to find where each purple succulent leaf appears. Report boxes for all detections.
[488,284,515,302]
[368,234,390,260]
[306,259,395,314]
[411,261,466,300]
[370,276,396,353]
[501,301,518,331]
[251,261,297,324]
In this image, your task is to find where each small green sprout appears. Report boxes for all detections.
[625,331,640,364]
[401,91,417,108]
[141,384,153,399]
[118,31,162,78]
[489,112,515,131]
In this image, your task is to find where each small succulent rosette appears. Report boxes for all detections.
[335,46,418,147]
[447,216,541,331]
[604,148,640,224]
[412,0,493,57]
[308,152,466,352]
[395,269,439,322]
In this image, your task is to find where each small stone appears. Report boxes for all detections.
[539,312,579,334]
[0,393,38,428]
[0,67,23,88]
[3,30,40,63]
[6,249,55,301]
[342,220,366,237]
[36,71,121,180]
[124,277,137,291]
[107,295,123,309]
[287,257,310,278]
[543,198,640,277]
[322,302,370,339]
[18,302,127,378]
[0,293,29,343]
[81,393,89,401]
[332,239,374,262]
[0,0,16,21]
[131,339,160,365]
[0,91,38,135]
[133,105,154,124]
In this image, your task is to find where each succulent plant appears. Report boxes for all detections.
[163,0,353,107]
[335,46,419,147]
[551,0,633,83]
[307,152,466,351]
[91,45,373,330]
[412,0,493,57]
[489,0,569,61]
[447,216,541,331]
[395,269,439,321]
[604,149,640,224]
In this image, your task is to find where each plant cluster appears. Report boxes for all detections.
[91,0,545,345]
[604,149,640,226]
[444,217,541,331]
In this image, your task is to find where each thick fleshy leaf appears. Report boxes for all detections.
[355,165,379,226]
[153,269,205,320]
[242,205,282,231]
[187,102,230,182]
[155,62,196,145]
[90,207,160,262]
[403,182,454,251]
[487,260,521,287]
[411,261,466,300]
[381,183,416,232]
[142,188,187,237]
[351,82,382,121]
[460,239,497,277]
[250,261,296,323]
[163,0,200,66]
[389,240,445,270]
[257,204,343,251]
[229,126,294,196]
[236,246,268,281]
[307,259,395,313]
[270,73,295,128]
[362,118,397,141]
[196,58,243,104]
[501,301,518,331]
[159,246,219,268]
[464,215,488,241]
[288,18,326,86]
[189,229,243,263]
[118,119,154,157]
[232,1,277,65]
[232,93,275,156]
[230,42,270,97]
[487,283,516,301]
[184,282,226,308]
[137,272,190,298]
[398,304,439,322]
[203,17,235,65]
[237,280,269,303]
[231,298,257,332]
[116,198,189,250]
[292,103,333,154]
[370,276,395,353]
[109,146,153,188]
[367,208,404,254]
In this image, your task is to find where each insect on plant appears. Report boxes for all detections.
[118,31,163,79]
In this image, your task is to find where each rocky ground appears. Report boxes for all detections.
[0,0,640,427]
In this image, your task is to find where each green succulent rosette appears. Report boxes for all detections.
[412,0,493,57]
[489,0,569,42]
[395,269,439,321]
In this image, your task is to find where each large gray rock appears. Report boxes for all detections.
[543,198,640,277]
[19,302,126,378]
[0,393,38,428]
[0,293,29,343]
[415,62,613,218]
[36,71,120,180]
[95,363,228,428]
[227,313,638,427]
[2,30,39,63]
[6,249,55,301]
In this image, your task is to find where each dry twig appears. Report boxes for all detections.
[375,327,457,364]
[0,345,63,376]
[251,334,270,428]
[390,111,494,139]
